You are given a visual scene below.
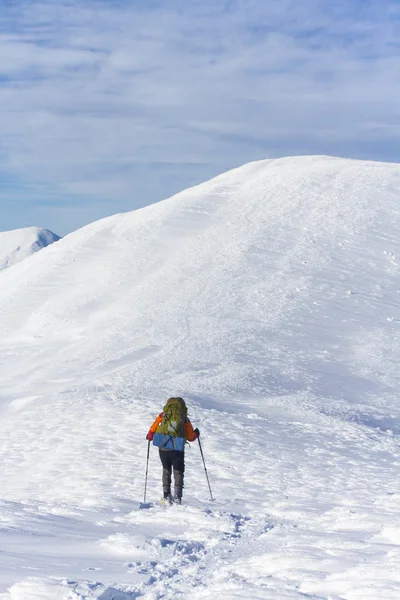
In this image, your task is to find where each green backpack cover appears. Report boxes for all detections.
[157,397,187,439]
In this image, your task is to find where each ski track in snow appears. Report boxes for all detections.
[0,157,400,599]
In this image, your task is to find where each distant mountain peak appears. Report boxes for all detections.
[0,226,61,271]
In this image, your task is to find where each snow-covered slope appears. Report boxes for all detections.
[0,226,60,271]
[0,156,400,600]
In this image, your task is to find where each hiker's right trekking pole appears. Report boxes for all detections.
[143,440,150,503]
[198,437,214,501]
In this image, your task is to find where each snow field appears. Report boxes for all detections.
[2,386,399,599]
[0,156,400,598]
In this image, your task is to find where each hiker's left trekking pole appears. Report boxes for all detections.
[198,437,214,501]
[143,440,150,503]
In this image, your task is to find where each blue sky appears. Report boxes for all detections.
[0,0,399,235]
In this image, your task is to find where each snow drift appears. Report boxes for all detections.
[0,226,60,271]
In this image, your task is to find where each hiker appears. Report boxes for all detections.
[146,397,200,504]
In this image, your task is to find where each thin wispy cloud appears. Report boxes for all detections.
[0,0,399,234]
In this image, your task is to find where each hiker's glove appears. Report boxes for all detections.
[194,428,200,439]
[146,431,154,441]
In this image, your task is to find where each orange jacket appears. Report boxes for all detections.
[149,413,198,442]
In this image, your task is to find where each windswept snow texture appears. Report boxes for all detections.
[0,227,60,271]
[1,156,400,600]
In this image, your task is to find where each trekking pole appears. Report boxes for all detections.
[143,440,151,503]
[198,437,214,501]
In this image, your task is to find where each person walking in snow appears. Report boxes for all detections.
[146,397,199,504]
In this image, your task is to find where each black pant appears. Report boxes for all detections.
[159,449,185,498]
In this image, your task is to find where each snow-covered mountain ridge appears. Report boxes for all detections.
[1,155,400,399]
[0,226,60,271]
[1,155,400,600]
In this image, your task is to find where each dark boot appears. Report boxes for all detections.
[174,486,182,504]
[161,491,173,505]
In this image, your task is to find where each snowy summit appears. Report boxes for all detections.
[0,226,60,271]
[0,156,400,600]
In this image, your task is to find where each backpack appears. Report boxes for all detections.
[153,397,188,451]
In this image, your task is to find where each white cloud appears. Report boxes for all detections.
[0,0,399,233]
